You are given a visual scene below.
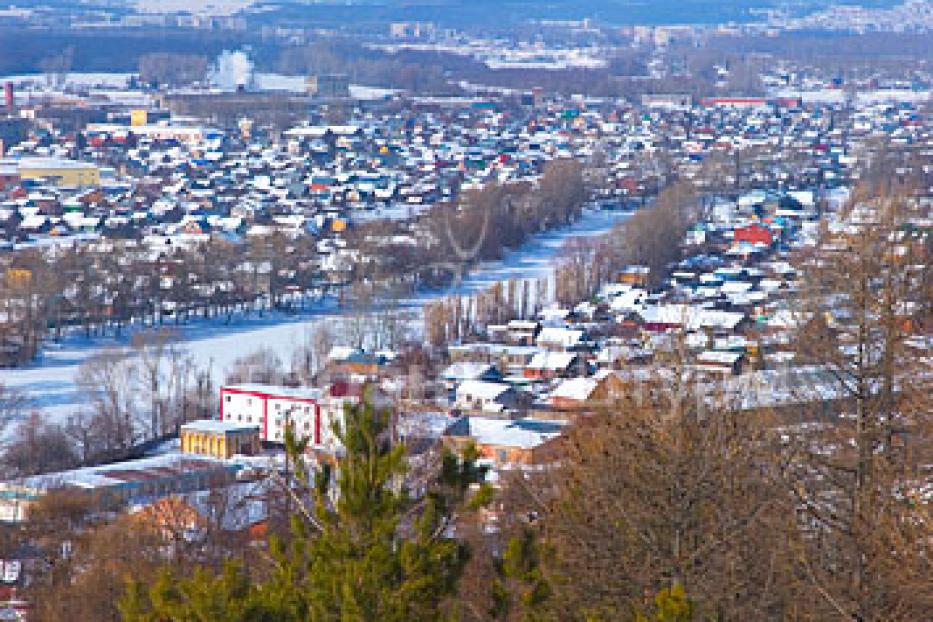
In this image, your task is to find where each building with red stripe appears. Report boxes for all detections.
[220,384,357,453]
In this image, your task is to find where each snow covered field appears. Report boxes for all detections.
[0,208,628,431]
[0,73,397,101]
[134,0,257,17]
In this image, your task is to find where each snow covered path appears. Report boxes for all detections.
[0,207,627,428]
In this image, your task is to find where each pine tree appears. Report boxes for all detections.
[634,584,694,622]
[121,399,489,621]
[491,527,553,621]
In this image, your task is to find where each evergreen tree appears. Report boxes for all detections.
[121,399,490,621]
[491,527,553,621]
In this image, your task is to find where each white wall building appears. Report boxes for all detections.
[220,384,355,453]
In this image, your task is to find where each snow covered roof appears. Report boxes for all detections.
[181,419,259,435]
[696,350,744,365]
[2,453,237,493]
[396,411,457,439]
[442,361,498,381]
[446,416,566,449]
[720,366,846,410]
[456,380,513,401]
[223,384,324,401]
[528,351,577,371]
[4,157,98,171]
[536,326,585,348]
[638,305,745,331]
[549,377,599,402]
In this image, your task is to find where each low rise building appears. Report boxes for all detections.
[1,157,100,187]
[180,419,261,459]
[0,454,241,523]
[443,416,566,470]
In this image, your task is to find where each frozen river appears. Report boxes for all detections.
[0,207,628,428]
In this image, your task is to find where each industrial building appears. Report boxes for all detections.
[307,74,350,99]
[0,157,100,187]
[180,419,262,460]
[0,453,242,523]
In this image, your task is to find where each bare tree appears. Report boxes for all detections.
[486,361,795,621]
[132,328,180,439]
[75,348,140,461]
[226,347,286,386]
[1,412,79,477]
[0,381,29,437]
[783,187,932,620]
[138,53,209,87]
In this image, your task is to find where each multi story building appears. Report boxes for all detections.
[219,384,361,453]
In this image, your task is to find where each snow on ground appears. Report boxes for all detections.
[134,0,257,16]
[0,207,627,433]
[0,73,135,89]
[254,73,399,100]
[0,72,397,102]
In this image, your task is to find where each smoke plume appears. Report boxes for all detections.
[208,50,254,91]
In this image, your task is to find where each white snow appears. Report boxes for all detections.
[0,208,629,436]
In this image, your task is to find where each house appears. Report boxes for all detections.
[637,305,746,334]
[454,380,519,413]
[524,351,581,380]
[441,362,502,390]
[538,307,573,326]
[549,377,600,411]
[695,350,745,375]
[443,416,566,469]
[132,478,272,542]
[536,326,586,351]
[506,319,541,345]
[619,265,651,286]
[595,343,652,368]
[733,223,773,246]
[326,346,380,375]
[395,411,456,456]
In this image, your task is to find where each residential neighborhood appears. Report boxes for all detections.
[0,1,930,620]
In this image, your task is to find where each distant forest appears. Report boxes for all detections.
[0,22,927,96]
[0,28,259,76]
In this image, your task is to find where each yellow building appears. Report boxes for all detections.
[130,109,149,127]
[11,157,100,187]
[180,420,261,460]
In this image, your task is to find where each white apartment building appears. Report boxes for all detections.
[220,384,357,453]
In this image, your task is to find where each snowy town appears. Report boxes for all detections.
[0,2,930,620]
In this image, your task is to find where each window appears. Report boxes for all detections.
[247,398,253,406]
[496,449,508,463]
[225,395,231,403]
